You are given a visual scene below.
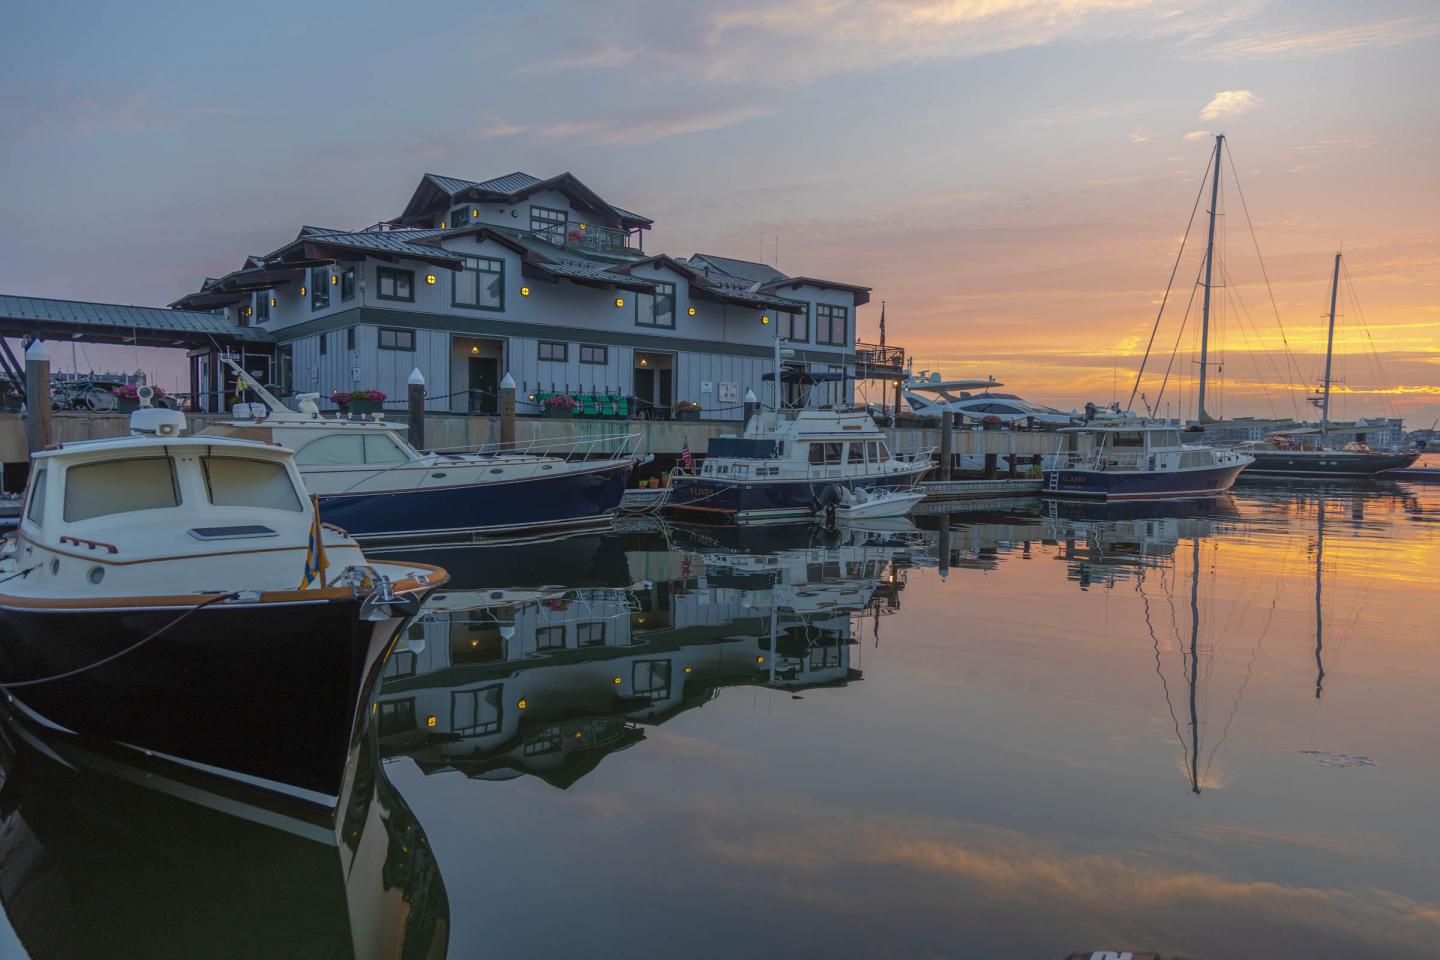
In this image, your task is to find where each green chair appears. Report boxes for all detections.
[612,394,630,419]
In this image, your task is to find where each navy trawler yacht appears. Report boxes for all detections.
[205,359,637,543]
[0,393,446,804]
[1043,417,1252,499]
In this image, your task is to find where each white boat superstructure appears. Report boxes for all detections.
[900,372,1074,426]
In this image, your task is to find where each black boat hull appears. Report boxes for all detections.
[0,598,405,801]
[1242,450,1420,478]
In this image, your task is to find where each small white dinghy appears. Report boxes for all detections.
[831,486,925,520]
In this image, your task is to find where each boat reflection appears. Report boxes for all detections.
[0,689,448,959]
[376,521,920,787]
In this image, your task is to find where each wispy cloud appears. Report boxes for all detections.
[512,43,642,76]
[1128,129,1153,143]
[1201,14,1440,58]
[1296,135,1378,151]
[1018,102,1150,127]
[1184,130,1212,141]
[1200,89,1260,120]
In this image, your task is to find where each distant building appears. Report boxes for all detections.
[175,172,870,419]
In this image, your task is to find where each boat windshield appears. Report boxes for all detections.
[63,457,181,522]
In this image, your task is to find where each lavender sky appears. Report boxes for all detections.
[2,0,1437,424]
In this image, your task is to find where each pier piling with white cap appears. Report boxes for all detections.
[407,368,426,452]
[24,339,51,454]
[499,372,516,448]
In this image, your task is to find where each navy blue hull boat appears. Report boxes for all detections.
[1044,421,1253,500]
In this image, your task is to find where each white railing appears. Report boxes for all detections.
[428,431,642,464]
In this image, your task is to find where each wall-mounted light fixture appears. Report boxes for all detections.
[761,315,770,324]
[425,274,437,285]
[470,345,479,354]
[471,208,478,217]
[578,223,587,231]
[520,286,531,297]
[639,358,649,366]
[300,286,307,296]
[270,298,277,307]
[687,306,697,316]
[614,297,624,308]
[331,274,337,285]
[440,221,446,229]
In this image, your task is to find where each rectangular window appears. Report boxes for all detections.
[632,660,672,700]
[450,206,471,228]
[453,256,504,311]
[538,341,567,362]
[782,303,808,341]
[848,443,864,464]
[340,267,355,302]
[64,457,180,522]
[536,626,565,650]
[377,267,414,302]
[865,441,880,463]
[346,327,356,351]
[529,204,568,243]
[377,699,416,738]
[255,294,270,322]
[319,333,327,356]
[378,328,415,351]
[579,345,607,365]
[311,267,331,310]
[577,622,606,646]
[451,685,502,736]
[201,457,303,512]
[638,281,674,329]
[24,468,45,525]
[816,304,847,346]
[806,442,842,464]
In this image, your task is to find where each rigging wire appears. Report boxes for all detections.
[1220,261,1282,418]
[1340,257,1401,423]
[1153,251,1209,416]
[1127,149,1214,411]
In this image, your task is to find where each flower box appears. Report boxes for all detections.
[347,398,381,416]
[116,397,139,413]
[543,405,574,420]
[676,409,699,422]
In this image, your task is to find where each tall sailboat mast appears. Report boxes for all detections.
[1196,134,1224,424]
[1320,252,1341,438]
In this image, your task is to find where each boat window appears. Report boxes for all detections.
[848,443,864,464]
[202,457,303,512]
[24,468,45,525]
[295,434,365,466]
[450,685,502,735]
[632,659,672,700]
[876,441,891,460]
[63,457,180,522]
[1111,431,1145,448]
[808,443,825,465]
[362,433,410,465]
[819,443,843,464]
[1150,430,1181,448]
[865,441,880,463]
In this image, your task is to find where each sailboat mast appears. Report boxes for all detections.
[1314,494,1326,699]
[1320,252,1341,437]
[1188,536,1202,795]
[1196,134,1224,424]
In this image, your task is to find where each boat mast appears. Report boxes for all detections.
[1196,134,1224,424]
[1320,252,1341,438]
[1187,536,1201,795]
[1314,493,1326,699]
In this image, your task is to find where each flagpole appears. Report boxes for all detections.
[312,494,328,588]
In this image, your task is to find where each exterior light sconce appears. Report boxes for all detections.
[425,274,437,285]
[683,666,693,674]
[756,656,765,665]
[440,221,446,229]
[612,676,622,685]
[331,274,338,285]
[270,298,277,307]
[300,286,307,296]
[761,315,770,324]
[471,208,478,217]
[470,345,479,354]
[639,358,649,366]
[579,223,587,230]
[426,715,437,728]
[520,286,531,297]
[517,698,528,710]
[687,306,696,316]
[614,297,624,308]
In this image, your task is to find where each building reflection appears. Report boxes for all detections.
[0,690,448,959]
[375,522,921,788]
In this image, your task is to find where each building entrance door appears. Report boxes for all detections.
[468,356,499,413]
[633,352,676,418]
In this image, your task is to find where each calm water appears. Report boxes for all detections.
[3,475,1438,958]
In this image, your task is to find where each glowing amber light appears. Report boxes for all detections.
[426,715,437,728]
[331,274,338,285]
[270,297,276,307]
[471,208,478,217]
[683,666,693,674]
[761,315,770,324]
[517,698,528,710]
[520,286,531,296]
[688,306,696,316]
[300,286,306,296]
[425,274,437,285]
[440,221,446,229]
[756,656,765,664]
[614,297,624,308]
[612,676,622,685]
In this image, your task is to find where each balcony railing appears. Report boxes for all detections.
[855,341,906,372]
[528,222,632,254]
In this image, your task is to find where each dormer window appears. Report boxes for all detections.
[638,282,675,329]
[451,206,471,228]
[530,205,567,243]
[311,267,331,311]
[255,293,270,322]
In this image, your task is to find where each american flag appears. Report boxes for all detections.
[680,439,692,469]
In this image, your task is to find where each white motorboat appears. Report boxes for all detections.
[830,486,926,520]
[0,396,447,805]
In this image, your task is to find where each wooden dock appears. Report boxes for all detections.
[919,478,1043,500]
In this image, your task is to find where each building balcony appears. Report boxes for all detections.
[529,222,632,254]
[854,341,906,376]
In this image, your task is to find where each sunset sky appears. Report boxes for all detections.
[2,0,1437,425]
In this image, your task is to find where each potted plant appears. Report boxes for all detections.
[543,394,578,419]
[113,383,166,413]
[332,388,387,416]
[675,400,701,422]
[1,383,23,412]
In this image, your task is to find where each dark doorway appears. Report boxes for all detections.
[469,356,499,414]
[634,367,655,415]
[658,368,673,413]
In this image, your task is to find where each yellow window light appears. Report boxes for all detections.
[687,306,696,316]
[520,286,531,297]
[425,274,437,285]
[614,297,625,308]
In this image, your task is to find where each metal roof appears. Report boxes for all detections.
[473,171,543,194]
[689,253,787,285]
[0,295,273,347]
[424,173,484,196]
[294,229,464,265]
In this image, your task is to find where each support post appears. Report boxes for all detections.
[499,372,516,448]
[983,452,997,479]
[407,368,426,452]
[894,379,902,422]
[939,410,953,481]
[25,340,52,455]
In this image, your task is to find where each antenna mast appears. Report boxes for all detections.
[1320,252,1341,437]
[1195,134,1224,424]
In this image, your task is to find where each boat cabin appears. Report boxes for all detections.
[693,410,921,482]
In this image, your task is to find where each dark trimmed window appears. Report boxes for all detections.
[453,256,504,311]
[632,660,672,700]
[378,328,415,351]
[536,626,565,650]
[451,206,472,228]
[319,332,327,356]
[340,267,355,301]
[781,303,808,342]
[580,345,607,365]
[311,267,331,310]
[377,698,416,737]
[377,268,414,302]
[451,685,502,736]
[346,327,356,351]
[255,293,270,322]
[538,341,567,362]
[529,205,567,243]
[640,282,675,329]
[577,622,606,646]
[817,304,848,346]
